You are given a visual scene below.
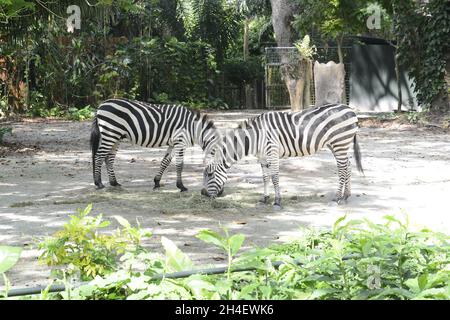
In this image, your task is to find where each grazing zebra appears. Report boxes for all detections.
[90,98,218,190]
[202,103,363,209]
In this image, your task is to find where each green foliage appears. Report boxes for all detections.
[0,245,22,298]
[389,0,450,110]
[67,106,95,121]
[223,56,264,86]
[0,127,12,143]
[0,246,22,274]
[1,0,260,115]
[191,0,241,65]
[197,228,245,281]
[407,111,419,124]
[38,204,151,280]
[0,0,35,22]
[294,35,317,60]
[29,213,450,300]
[292,0,367,42]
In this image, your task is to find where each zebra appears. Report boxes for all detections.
[90,98,218,191]
[202,103,364,209]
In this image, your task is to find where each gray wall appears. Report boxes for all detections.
[349,44,418,112]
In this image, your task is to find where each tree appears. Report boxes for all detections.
[292,0,367,64]
[270,0,309,110]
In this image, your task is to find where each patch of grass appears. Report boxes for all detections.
[10,201,35,208]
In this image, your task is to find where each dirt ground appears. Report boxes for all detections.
[1,110,449,289]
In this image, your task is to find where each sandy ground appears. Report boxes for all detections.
[1,110,449,289]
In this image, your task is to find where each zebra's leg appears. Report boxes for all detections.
[258,162,270,205]
[174,143,188,192]
[93,147,110,190]
[93,134,121,189]
[93,153,106,189]
[106,143,120,187]
[329,144,351,204]
[267,155,281,210]
[154,146,174,190]
[343,160,352,200]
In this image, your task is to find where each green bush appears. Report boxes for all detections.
[29,210,450,300]
[38,204,151,280]
[223,56,264,86]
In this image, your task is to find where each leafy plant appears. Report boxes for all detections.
[0,245,22,298]
[22,213,450,300]
[294,35,317,60]
[0,246,22,274]
[407,111,419,124]
[38,204,151,280]
[197,228,245,279]
[67,105,95,121]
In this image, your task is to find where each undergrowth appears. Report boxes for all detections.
[1,206,449,300]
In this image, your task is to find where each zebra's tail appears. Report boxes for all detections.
[353,134,364,175]
[90,116,100,170]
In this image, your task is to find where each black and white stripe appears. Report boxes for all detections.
[90,98,217,190]
[203,103,363,208]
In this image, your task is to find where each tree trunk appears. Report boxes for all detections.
[281,58,312,111]
[394,47,403,112]
[337,35,344,64]
[270,0,305,110]
[243,18,252,108]
[269,0,296,47]
[243,18,250,60]
[336,35,347,104]
[303,59,312,107]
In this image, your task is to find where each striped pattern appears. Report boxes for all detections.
[91,98,217,190]
[203,103,363,208]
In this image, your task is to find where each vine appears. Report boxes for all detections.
[393,0,450,111]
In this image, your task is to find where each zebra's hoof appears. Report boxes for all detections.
[110,181,121,187]
[95,183,105,190]
[273,204,282,211]
[179,187,188,192]
[330,198,343,206]
[153,185,161,190]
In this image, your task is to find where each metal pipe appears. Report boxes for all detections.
[2,259,299,298]
[3,254,360,298]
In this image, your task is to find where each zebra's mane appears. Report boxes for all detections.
[236,114,261,129]
[188,108,216,128]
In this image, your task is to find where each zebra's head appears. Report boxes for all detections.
[201,162,228,199]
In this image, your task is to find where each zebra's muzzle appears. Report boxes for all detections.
[201,187,224,198]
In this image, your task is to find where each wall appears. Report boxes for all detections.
[349,44,418,112]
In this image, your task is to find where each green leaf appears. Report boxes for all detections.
[196,230,226,250]
[418,273,428,291]
[0,246,22,273]
[161,237,193,272]
[184,278,215,299]
[229,234,245,256]
[112,215,131,229]
[332,214,347,234]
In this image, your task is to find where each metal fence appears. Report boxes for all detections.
[264,46,352,109]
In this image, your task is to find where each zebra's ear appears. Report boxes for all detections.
[205,163,218,174]
[203,151,215,166]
